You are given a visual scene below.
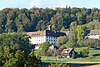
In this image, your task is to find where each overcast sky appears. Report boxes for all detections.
[0,0,100,9]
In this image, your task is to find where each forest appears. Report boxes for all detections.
[0,7,100,33]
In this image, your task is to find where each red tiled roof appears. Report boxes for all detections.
[24,31,45,37]
[24,30,66,37]
[88,29,100,35]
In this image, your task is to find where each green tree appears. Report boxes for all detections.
[68,22,77,47]
[46,49,55,56]
[80,48,89,58]
[0,7,99,33]
[56,36,68,46]
[4,58,17,67]
[72,51,77,59]
[36,42,51,56]
[15,50,25,66]
[0,46,41,67]
[76,25,87,41]
[0,33,31,54]
[25,50,41,67]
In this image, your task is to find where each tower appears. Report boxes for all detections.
[48,25,52,31]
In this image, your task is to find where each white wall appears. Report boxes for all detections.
[86,35,100,39]
[29,36,57,44]
[29,36,46,44]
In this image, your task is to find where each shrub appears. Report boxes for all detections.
[72,51,78,59]
[80,48,89,58]
[46,49,54,56]
[56,55,61,59]
[61,63,69,67]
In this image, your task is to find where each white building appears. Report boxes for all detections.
[86,29,100,39]
[25,30,66,45]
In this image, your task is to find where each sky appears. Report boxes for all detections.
[0,0,100,10]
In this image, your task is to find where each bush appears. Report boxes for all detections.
[72,51,78,59]
[77,39,100,48]
[56,55,61,59]
[46,49,54,56]
[61,63,69,67]
[36,42,51,56]
[80,48,89,58]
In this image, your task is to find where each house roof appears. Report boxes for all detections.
[88,29,100,35]
[61,48,74,55]
[24,30,66,37]
[61,31,70,36]
[24,31,45,37]
[55,47,65,56]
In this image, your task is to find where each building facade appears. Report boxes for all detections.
[25,30,66,45]
[86,29,100,39]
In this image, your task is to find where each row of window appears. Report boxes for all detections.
[88,35,100,36]
[47,39,56,42]
[32,36,57,39]
[33,39,45,42]
[34,39,56,42]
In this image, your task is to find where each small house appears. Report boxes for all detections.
[61,48,74,58]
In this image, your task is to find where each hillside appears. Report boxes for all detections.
[0,7,100,33]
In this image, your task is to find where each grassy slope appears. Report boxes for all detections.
[42,47,100,63]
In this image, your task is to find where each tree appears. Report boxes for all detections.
[4,58,17,67]
[86,22,100,30]
[76,13,86,24]
[0,46,41,67]
[80,48,89,58]
[76,25,87,41]
[46,49,55,56]
[25,50,41,67]
[72,51,77,59]
[15,50,25,66]
[0,33,31,55]
[68,22,77,47]
[36,42,51,56]
[56,36,68,46]
[0,7,99,33]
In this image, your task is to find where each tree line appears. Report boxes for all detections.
[0,7,100,33]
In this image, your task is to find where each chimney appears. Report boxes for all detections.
[48,25,52,31]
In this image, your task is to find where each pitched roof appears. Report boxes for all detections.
[55,47,65,56]
[24,31,45,37]
[61,31,70,36]
[24,30,66,37]
[61,48,74,54]
[88,29,100,35]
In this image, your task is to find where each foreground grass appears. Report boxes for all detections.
[42,47,100,63]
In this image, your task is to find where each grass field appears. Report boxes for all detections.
[41,47,100,63]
